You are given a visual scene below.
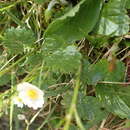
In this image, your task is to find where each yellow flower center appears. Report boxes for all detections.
[27,89,38,100]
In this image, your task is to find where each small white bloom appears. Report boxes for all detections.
[17,82,44,110]
[13,96,24,108]
[17,114,26,120]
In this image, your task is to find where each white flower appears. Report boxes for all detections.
[17,114,26,120]
[13,96,24,108]
[17,82,44,110]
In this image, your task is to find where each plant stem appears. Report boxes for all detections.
[0,54,27,76]
[38,61,44,89]
[63,66,81,130]
[26,125,30,130]
[37,105,56,130]
[74,108,85,130]
[10,102,14,130]
[98,81,130,86]
[10,70,15,130]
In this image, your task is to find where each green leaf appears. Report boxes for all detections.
[116,87,130,110]
[104,60,125,81]
[23,53,43,67]
[43,37,67,52]
[0,74,10,86]
[44,0,102,43]
[69,124,78,130]
[3,27,36,54]
[33,0,46,4]
[61,91,73,108]
[86,59,108,85]
[44,45,82,72]
[62,92,107,129]
[45,9,52,23]
[126,0,130,9]
[82,59,125,85]
[46,85,70,97]
[77,96,107,129]
[43,0,102,72]
[81,59,90,85]
[86,35,110,47]
[96,0,130,36]
[96,85,130,119]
